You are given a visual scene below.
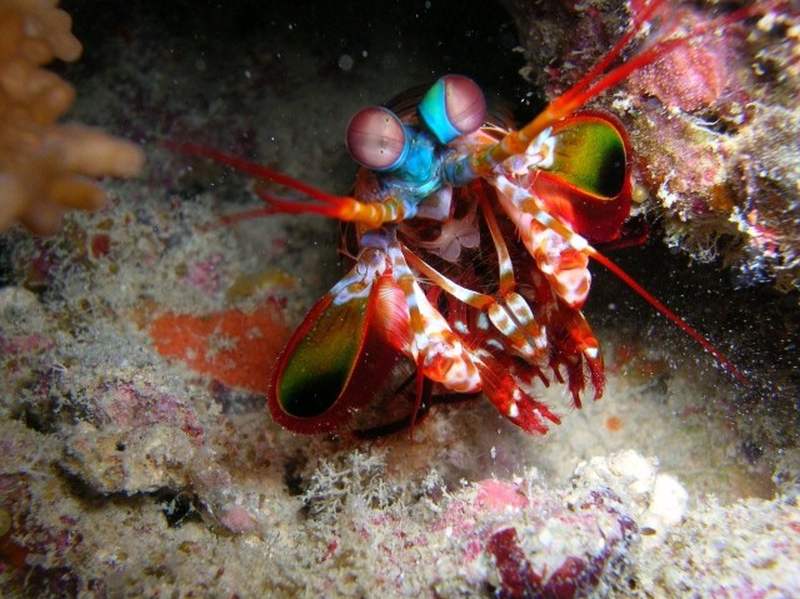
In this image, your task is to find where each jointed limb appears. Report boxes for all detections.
[400,242,547,364]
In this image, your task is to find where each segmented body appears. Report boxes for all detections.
[267,112,622,434]
[171,0,753,435]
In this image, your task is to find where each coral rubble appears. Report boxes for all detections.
[0,0,143,235]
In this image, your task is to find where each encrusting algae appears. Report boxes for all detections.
[0,0,143,235]
[149,300,290,395]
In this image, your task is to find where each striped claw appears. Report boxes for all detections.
[388,245,481,394]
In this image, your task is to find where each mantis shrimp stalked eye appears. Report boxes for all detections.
[418,74,487,143]
[345,107,408,171]
[169,0,762,436]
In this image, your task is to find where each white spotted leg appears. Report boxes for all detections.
[491,172,746,382]
[400,242,547,367]
[386,245,481,391]
[395,243,561,432]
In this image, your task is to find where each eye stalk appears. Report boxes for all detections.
[418,75,487,144]
[345,106,409,172]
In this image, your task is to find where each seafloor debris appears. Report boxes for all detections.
[0,0,143,235]
[4,405,800,599]
[506,0,800,292]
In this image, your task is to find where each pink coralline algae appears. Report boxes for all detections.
[351,478,637,598]
[183,254,224,294]
[483,489,636,598]
[0,474,81,597]
[96,382,204,443]
[475,479,530,511]
[218,503,258,534]
[626,8,733,112]
[56,382,209,497]
[0,333,54,355]
[488,528,614,599]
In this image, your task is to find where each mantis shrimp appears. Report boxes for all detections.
[170,0,756,435]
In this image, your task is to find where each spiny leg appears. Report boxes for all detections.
[475,182,514,295]
[492,173,593,310]
[387,244,487,430]
[387,245,481,393]
[402,211,598,417]
[475,182,550,359]
[439,274,562,432]
[393,245,563,433]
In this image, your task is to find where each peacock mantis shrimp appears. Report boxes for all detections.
[170,0,760,435]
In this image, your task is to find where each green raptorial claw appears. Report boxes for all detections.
[545,116,627,200]
[276,294,369,419]
[530,112,632,244]
[268,248,412,434]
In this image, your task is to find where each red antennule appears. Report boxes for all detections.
[471,0,772,173]
[163,141,355,223]
[551,0,769,119]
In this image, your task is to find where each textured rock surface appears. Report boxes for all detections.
[505,0,800,293]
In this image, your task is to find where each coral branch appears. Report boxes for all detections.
[0,0,144,235]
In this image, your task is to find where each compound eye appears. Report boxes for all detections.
[345,106,408,171]
[418,75,487,144]
[442,75,486,137]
